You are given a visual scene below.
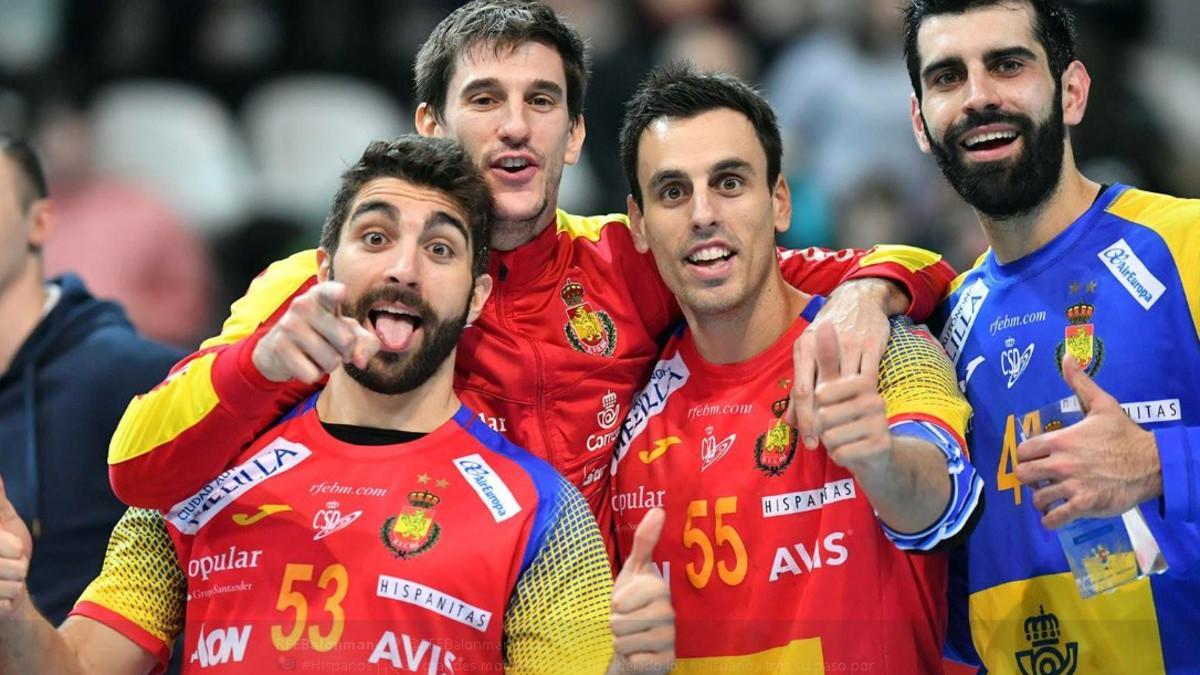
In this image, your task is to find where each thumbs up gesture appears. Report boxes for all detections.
[610,508,674,675]
[807,322,892,472]
[1016,357,1163,529]
[0,475,32,619]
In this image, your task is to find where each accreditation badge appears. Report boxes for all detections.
[1019,397,1168,598]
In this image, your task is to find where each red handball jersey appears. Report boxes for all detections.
[610,298,977,673]
[160,399,613,674]
[108,211,955,525]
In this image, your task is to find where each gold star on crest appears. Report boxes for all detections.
[435,478,449,489]
[1086,281,1098,294]
[1069,282,1080,295]
[416,473,430,485]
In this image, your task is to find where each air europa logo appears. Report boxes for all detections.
[1099,239,1164,310]
[452,454,521,522]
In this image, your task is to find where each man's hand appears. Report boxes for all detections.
[252,281,381,384]
[808,322,893,474]
[1016,358,1162,529]
[610,508,673,675]
[787,279,901,449]
[0,475,32,619]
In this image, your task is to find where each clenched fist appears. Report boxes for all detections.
[0,475,32,619]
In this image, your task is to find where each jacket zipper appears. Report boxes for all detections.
[494,261,554,468]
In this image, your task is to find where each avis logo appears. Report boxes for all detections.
[768,532,849,582]
[1001,338,1035,388]
[191,625,251,668]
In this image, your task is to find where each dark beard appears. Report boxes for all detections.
[926,91,1066,219]
[340,285,470,395]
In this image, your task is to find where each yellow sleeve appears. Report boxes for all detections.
[70,508,185,666]
[504,479,613,673]
[878,315,971,441]
[201,249,322,349]
[1105,188,1200,341]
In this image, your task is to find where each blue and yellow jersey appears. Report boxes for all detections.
[932,184,1200,673]
[78,402,614,674]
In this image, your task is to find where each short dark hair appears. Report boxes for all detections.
[414,0,591,123]
[619,62,783,210]
[321,136,493,276]
[903,0,1078,99]
[0,133,48,211]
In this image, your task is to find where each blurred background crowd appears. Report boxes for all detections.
[1,0,1197,348]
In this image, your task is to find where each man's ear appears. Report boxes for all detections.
[415,102,444,138]
[910,94,932,154]
[1061,60,1091,128]
[467,273,494,325]
[26,199,54,251]
[772,174,793,235]
[564,114,586,166]
[627,194,649,254]
[317,248,331,282]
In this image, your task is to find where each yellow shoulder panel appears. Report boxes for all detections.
[555,209,630,243]
[74,508,186,645]
[858,244,944,273]
[200,249,321,350]
[109,352,220,464]
[504,480,613,673]
[879,317,971,438]
[1106,188,1200,340]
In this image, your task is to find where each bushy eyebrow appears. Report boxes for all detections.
[459,77,564,101]
[348,202,468,244]
[922,45,1039,83]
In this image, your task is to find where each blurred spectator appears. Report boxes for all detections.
[656,17,759,79]
[0,133,183,626]
[765,0,937,247]
[36,102,214,347]
[1066,0,1177,193]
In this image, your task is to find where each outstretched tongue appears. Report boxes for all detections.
[373,314,416,351]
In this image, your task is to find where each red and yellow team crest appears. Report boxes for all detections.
[1055,282,1104,376]
[755,397,799,477]
[561,278,617,357]
[381,491,442,559]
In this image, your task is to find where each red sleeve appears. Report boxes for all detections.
[69,602,173,674]
[108,251,321,509]
[777,245,956,321]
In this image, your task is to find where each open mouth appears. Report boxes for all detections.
[961,129,1020,153]
[367,306,423,351]
[496,157,531,174]
[685,244,736,268]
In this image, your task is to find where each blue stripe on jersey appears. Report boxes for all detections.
[1156,425,1199,521]
[454,406,571,576]
[882,420,983,551]
[279,392,319,423]
[801,295,827,323]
